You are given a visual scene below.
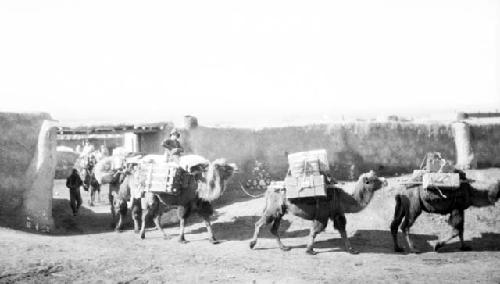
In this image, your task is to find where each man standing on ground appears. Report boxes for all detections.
[66,168,83,216]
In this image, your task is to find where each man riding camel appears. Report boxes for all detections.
[162,128,184,163]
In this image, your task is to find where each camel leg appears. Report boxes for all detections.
[178,218,188,243]
[132,200,141,234]
[333,215,358,254]
[249,215,269,249]
[109,194,116,228]
[153,214,168,240]
[177,206,190,243]
[140,208,149,239]
[434,210,469,251]
[89,189,95,207]
[305,219,327,255]
[401,209,421,254]
[270,217,290,251]
[96,184,102,203]
[203,217,219,244]
[390,195,405,253]
[115,210,124,232]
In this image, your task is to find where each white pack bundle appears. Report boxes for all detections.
[288,149,329,177]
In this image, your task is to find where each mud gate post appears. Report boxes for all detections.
[453,121,476,170]
[0,112,57,232]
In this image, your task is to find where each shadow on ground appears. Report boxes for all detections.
[302,230,439,254]
[436,232,500,253]
[52,198,114,235]
[187,215,307,241]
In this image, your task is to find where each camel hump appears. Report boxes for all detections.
[140,154,165,164]
[180,155,209,172]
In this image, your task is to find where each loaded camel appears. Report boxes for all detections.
[391,171,500,253]
[111,155,236,243]
[139,156,236,243]
[78,155,126,207]
[249,171,388,255]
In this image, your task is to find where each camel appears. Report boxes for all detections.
[390,172,500,253]
[249,171,388,255]
[108,168,136,231]
[75,155,101,206]
[138,156,236,243]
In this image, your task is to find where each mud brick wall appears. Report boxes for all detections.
[469,123,500,167]
[136,120,500,181]
[0,112,56,232]
[182,122,457,181]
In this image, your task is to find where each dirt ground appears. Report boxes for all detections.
[1,169,500,283]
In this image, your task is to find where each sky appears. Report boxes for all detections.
[0,0,498,127]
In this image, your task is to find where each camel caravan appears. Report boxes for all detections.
[73,145,500,255]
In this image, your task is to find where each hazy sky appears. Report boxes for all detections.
[0,0,498,126]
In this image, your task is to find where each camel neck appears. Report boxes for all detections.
[469,184,498,207]
[347,182,375,213]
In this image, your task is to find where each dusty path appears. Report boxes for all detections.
[1,169,500,283]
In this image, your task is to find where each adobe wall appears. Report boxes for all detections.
[183,122,456,180]
[112,119,500,180]
[469,123,500,167]
[0,112,56,232]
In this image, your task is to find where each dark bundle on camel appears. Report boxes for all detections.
[390,170,500,253]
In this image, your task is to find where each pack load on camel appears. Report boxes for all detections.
[93,155,127,184]
[275,149,331,198]
[138,154,209,195]
[401,152,463,193]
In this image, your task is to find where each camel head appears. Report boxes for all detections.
[209,158,237,181]
[197,159,237,202]
[356,170,388,192]
[487,180,500,204]
[468,180,500,207]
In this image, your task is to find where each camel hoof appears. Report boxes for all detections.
[305,249,317,255]
[134,229,139,234]
[434,243,444,252]
[249,241,257,249]
[348,249,359,255]
[280,246,291,252]
[394,246,405,253]
[409,249,421,254]
[178,238,188,244]
[209,238,220,245]
[140,234,145,240]
[114,228,122,233]
[460,245,472,251]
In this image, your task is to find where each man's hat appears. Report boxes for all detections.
[170,128,180,137]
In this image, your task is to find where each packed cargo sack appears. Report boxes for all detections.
[94,156,124,184]
[284,175,326,198]
[423,173,460,189]
[141,160,186,195]
[179,154,209,174]
[287,149,329,177]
